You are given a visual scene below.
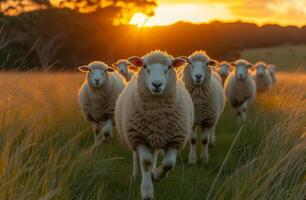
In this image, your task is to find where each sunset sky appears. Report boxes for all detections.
[130,0,306,27]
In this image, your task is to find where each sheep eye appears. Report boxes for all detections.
[168,65,171,69]
[143,65,147,69]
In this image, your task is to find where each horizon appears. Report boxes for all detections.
[129,0,306,28]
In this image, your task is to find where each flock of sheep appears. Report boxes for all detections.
[78,50,277,200]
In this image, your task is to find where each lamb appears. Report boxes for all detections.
[224,59,257,123]
[252,62,273,92]
[267,64,277,85]
[112,59,135,81]
[181,51,225,164]
[78,61,125,144]
[215,61,233,85]
[115,51,194,200]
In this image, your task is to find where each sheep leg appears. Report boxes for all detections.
[200,128,210,163]
[241,101,248,122]
[152,148,178,181]
[188,128,197,164]
[236,106,243,124]
[137,145,154,200]
[208,127,216,148]
[101,118,113,142]
[132,151,141,181]
[153,151,158,169]
[91,122,100,145]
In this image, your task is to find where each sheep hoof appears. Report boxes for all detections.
[141,184,154,200]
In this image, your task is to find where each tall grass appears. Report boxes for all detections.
[0,72,305,200]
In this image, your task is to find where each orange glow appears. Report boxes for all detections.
[129,13,150,28]
[143,3,232,27]
[129,0,306,27]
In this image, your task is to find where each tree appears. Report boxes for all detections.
[0,0,156,22]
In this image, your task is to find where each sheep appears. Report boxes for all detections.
[112,59,135,81]
[267,64,277,85]
[78,61,125,144]
[181,51,225,164]
[224,59,256,123]
[115,50,194,200]
[215,61,233,85]
[252,62,273,92]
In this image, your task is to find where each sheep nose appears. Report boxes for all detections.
[94,78,100,82]
[152,81,163,89]
[195,74,202,80]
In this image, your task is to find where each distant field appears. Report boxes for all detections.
[242,45,306,71]
[0,71,305,200]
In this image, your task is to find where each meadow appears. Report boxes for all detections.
[0,68,305,200]
[242,45,306,71]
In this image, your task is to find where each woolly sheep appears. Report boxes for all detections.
[267,64,277,85]
[112,59,135,81]
[215,61,233,86]
[115,51,194,200]
[252,62,273,92]
[181,51,225,164]
[78,61,125,144]
[224,59,256,123]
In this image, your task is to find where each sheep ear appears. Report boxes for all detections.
[172,57,186,68]
[111,63,118,69]
[106,67,115,73]
[208,59,218,67]
[128,56,143,67]
[179,56,190,64]
[78,65,89,72]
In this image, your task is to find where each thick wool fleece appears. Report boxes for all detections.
[182,64,225,128]
[225,72,256,108]
[115,54,194,151]
[252,70,272,92]
[79,64,125,122]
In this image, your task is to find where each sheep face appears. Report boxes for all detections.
[79,63,115,88]
[220,63,230,76]
[128,53,185,96]
[235,65,249,80]
[255,64,266,77]
[114,61,129,75]
[191,61,209,85]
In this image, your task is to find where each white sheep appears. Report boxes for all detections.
[224,59,257,123]
[267,64,277,85]
[252,62,273,92]
[78,61,125,144]
[115,51,194,200]
[181,51,225,164]
[215,61,233,85]
[112,59,135,81]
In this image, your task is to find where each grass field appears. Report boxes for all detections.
[0,70,305,200]
[242,45,306,71]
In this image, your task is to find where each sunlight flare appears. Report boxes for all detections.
[129,13,150,28]
[129,3,232,27]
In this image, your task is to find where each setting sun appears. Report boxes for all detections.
[129,13,149,27]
